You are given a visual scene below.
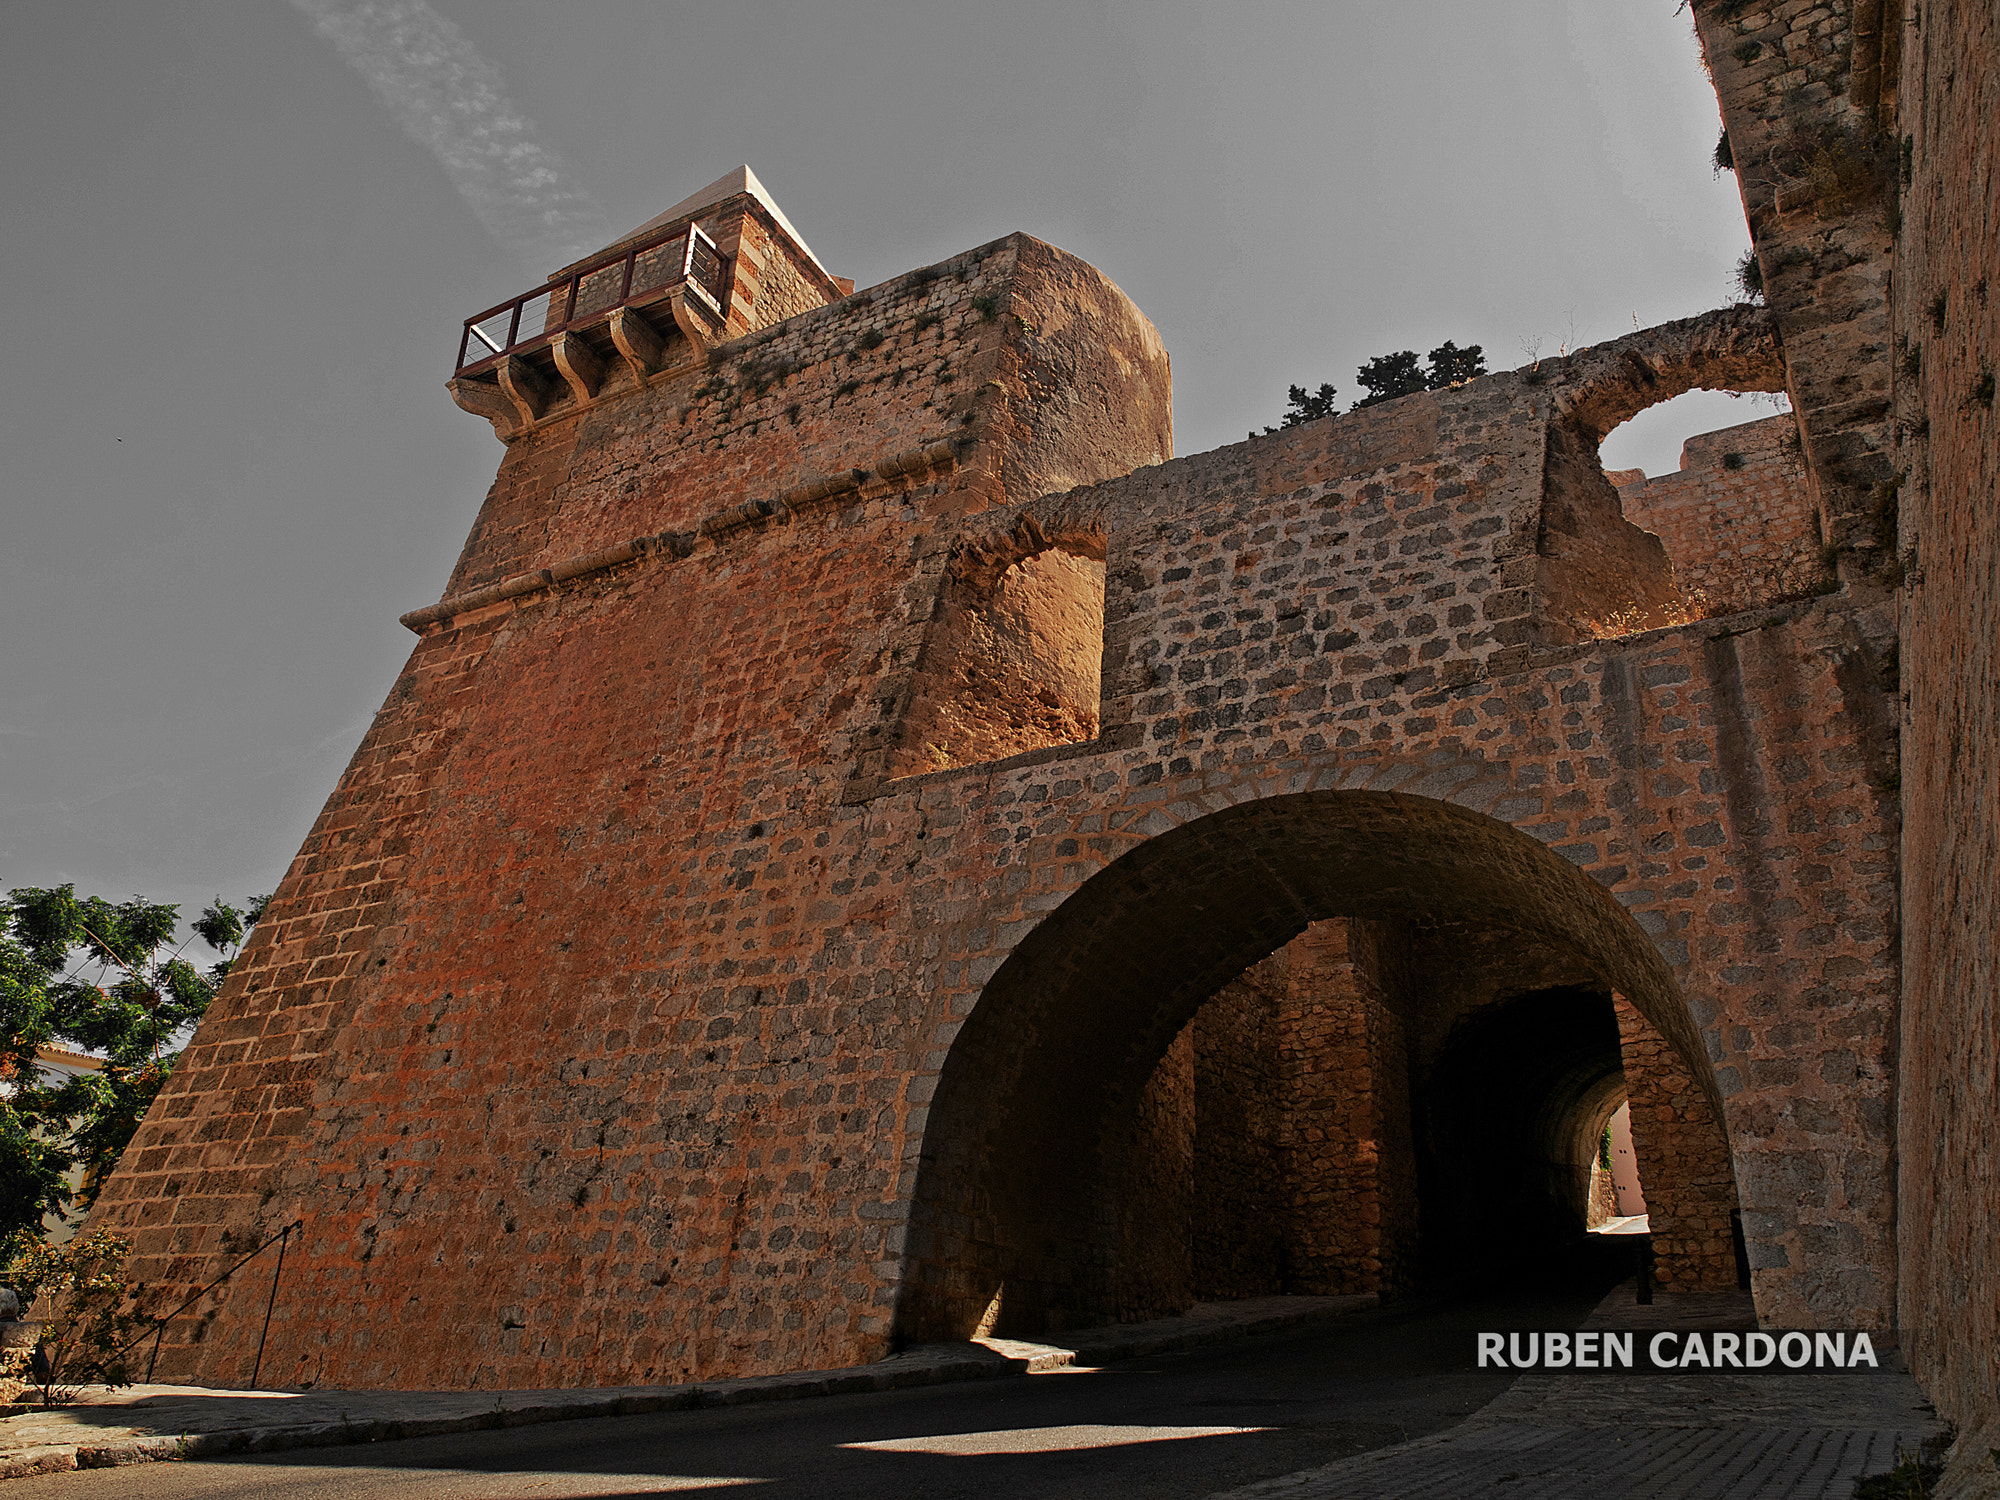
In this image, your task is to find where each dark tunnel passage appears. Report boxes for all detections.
[1413,984,1631,1280]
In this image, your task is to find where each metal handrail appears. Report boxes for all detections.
[455,222,726,376]
[116,1219,302,1388]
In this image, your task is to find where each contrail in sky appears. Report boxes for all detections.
[287,0,610,268]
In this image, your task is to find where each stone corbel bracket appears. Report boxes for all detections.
[449,287,729,440]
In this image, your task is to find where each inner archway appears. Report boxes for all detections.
[895,788,1734,1344]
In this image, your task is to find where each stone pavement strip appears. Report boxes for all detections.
[0,1293,1373,1479]
[1213,1288,1942,1499]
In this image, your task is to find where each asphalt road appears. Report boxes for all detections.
[34,1275,1620,1499]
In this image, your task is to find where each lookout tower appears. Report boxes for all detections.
[447,166,854,439]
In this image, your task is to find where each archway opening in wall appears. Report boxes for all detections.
[1416,984,1638,1277]
[1589,388,1822,631]
[1585,1098,1650,1233]
[895,789,1738,1345]
[1533,311,1810,645]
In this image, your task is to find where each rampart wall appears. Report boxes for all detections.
[85,101,1917,1398]
[1885,0,2000,1468]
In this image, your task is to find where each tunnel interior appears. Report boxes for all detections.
[896,790,1735,1344]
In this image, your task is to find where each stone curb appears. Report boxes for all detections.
[0,1295,1376,1480]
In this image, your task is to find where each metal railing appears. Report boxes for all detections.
[455,223,726,376]
[115,1219,302,1389]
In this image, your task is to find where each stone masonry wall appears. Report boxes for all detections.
[1189,961,1286,1300]
[91,278,1902,1386]
[1615,996,1742,1292]
[89,234,1173,1387]
[1610,413,1821,613]
[1276,920,1418,1297]
[1693,0,1899,582]
[1888,0,2000,1458]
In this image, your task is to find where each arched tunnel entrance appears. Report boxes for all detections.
[895,789,1742,1343]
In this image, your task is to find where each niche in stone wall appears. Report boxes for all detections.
[887,522,1106,780]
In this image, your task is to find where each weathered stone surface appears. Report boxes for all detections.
[1609,413,1822,614]
[86,26,1987,1405]
[1878,0,2000,1464]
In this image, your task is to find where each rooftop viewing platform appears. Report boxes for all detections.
[452,218,725,379]
[446,166,847,438]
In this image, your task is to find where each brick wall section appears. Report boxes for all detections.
[1888,0,2000,1453]
[728,205,842,333]
[92,270,1899,1385]
[1116,919,1418,1308]
[1614,997,1741,1292]
[1693,0,1899,579]
[1610,414,1821,613]
[1112,1026,1195,1321]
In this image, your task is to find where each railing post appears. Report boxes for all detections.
[250,1222,294,1391]
[562,275,579,328]
[456,324,471,373]
[146,1318,166,1383]
[505,301,523,354]
[621,248,636,303]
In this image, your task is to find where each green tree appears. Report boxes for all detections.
[1350,340,1490,410]
[1424,339,1488,389]
[1353,349,1428,408]
[1259,381,1341,435]
[1,886,266,1243]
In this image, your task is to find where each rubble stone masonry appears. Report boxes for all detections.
[1610,414,1821,614]
[90,279,1903,1385]
[1885,0,2000,1462]
[81,73,1934,1395]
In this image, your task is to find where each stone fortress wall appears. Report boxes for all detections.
[1690,0,1999,1471]
[75,7,1995,1472]
[88,266,1899,1388]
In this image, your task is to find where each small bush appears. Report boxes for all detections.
[1735,249,1765,303]
[4,1229,152,1406]
[1851,1438,1947,1497]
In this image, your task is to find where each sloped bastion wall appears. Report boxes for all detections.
[82,224,1901,1386]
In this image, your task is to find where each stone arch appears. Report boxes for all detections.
[1550,304,1789,445]
[895,788,1731,1343]
[1532,306,1794,642]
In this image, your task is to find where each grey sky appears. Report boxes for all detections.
[0,1,1764,919]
